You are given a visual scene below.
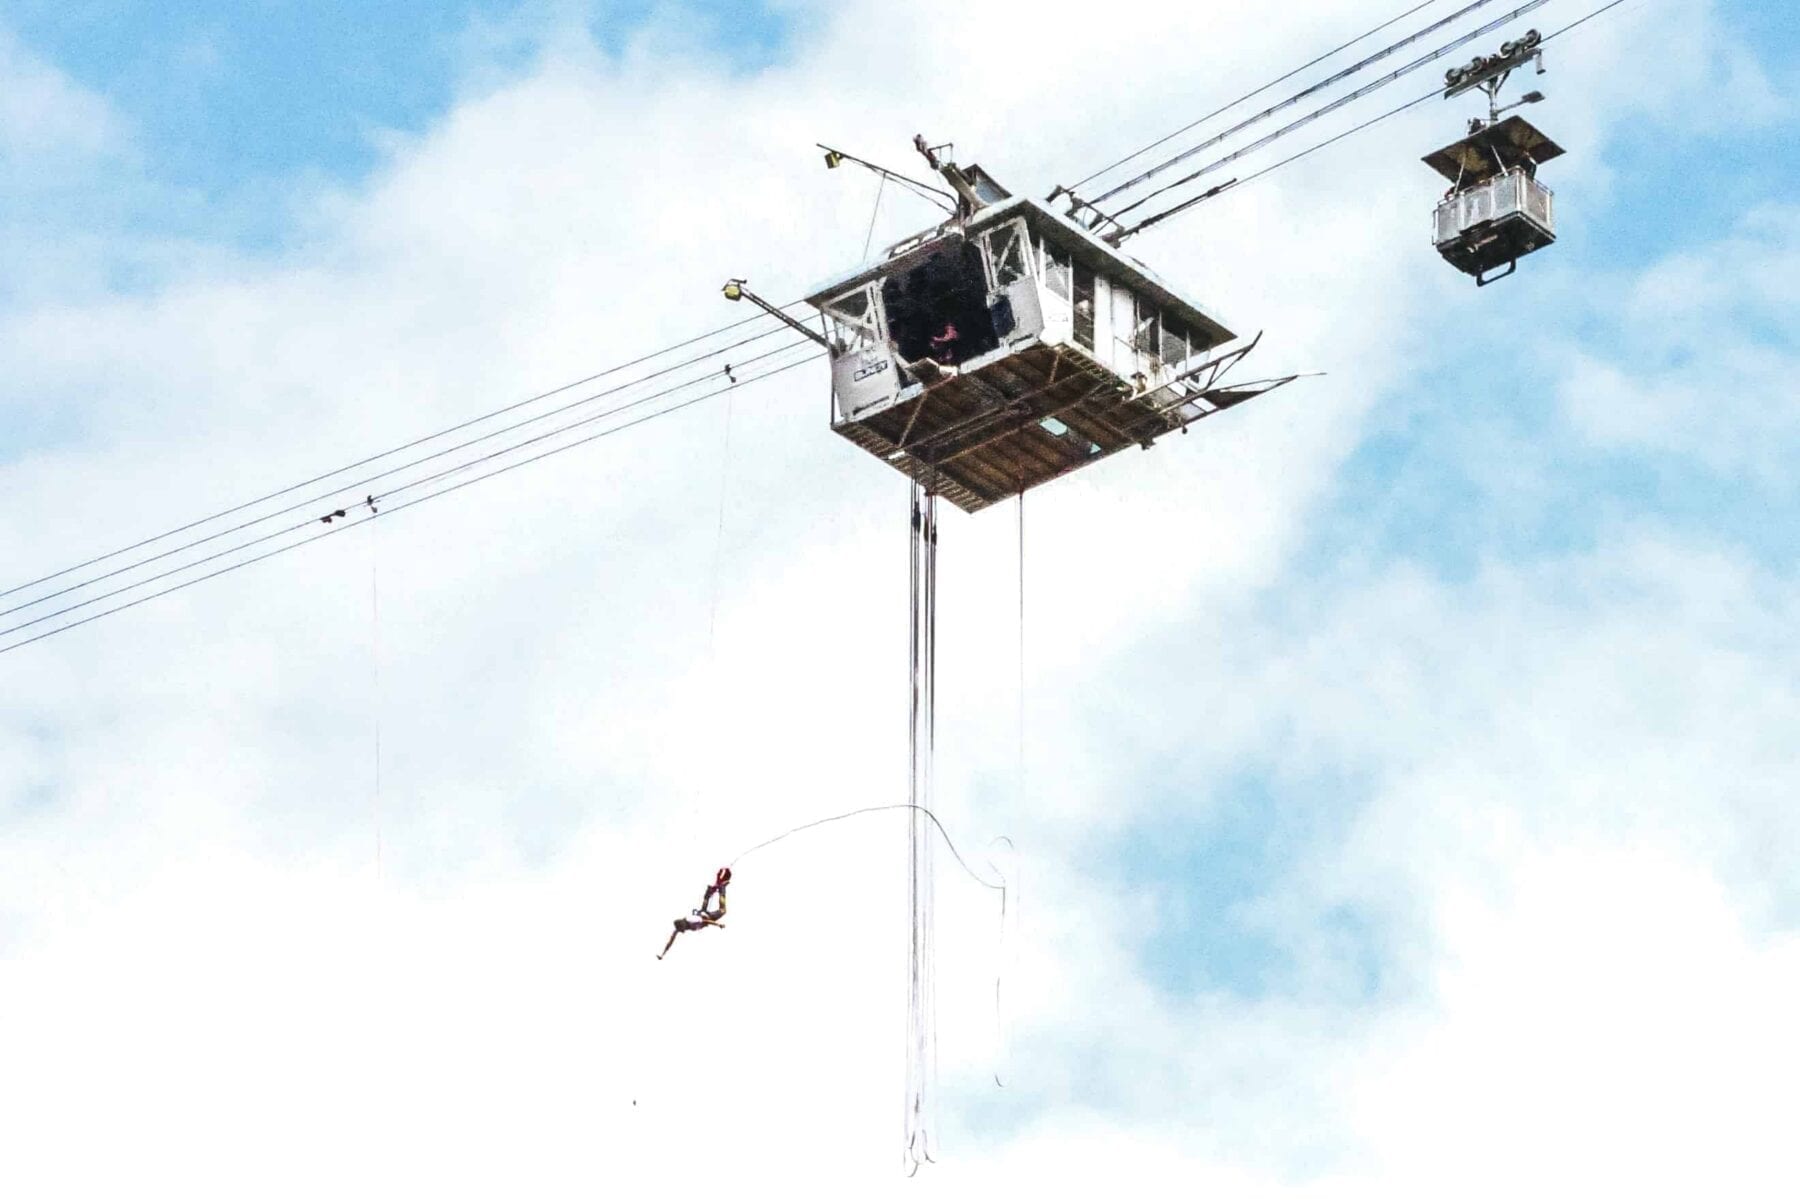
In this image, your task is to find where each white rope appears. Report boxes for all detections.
[368,512,384,880]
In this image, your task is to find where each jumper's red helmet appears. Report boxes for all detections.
[716,867,733,886]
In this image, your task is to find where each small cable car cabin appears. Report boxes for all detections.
[1424,115,1564,286]
[802,170,1293,514]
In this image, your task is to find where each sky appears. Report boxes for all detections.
[2,0,1798,1195]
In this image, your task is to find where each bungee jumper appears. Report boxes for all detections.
[657,867,731,960]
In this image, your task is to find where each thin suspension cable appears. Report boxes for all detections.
[1111,0,1551,225]
[0,338,817,643]
[1549,0,1630,38]
[1123,0,1634,238]
[986,833,1015,1090]
[1090,0,1503,206]
[0,301,810,605]
[369,518,384,881]
[0,352,824,657]
[1129,87,1440,236]
[2,320,801,621]
[1016,489,1025,825]
[727,802,1005,890]
[1067,0,1448,194]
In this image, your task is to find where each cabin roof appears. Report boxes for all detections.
[803,194,1237,349]
[1423,115,1566,184]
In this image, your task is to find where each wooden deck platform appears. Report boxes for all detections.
[833,341,1270,513]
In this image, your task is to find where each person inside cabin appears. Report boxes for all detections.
[929,321,960,366]
[657,866,731,959]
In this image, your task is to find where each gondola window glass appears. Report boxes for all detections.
[1042,242,1072,299]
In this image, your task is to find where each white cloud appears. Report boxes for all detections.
[1558,204,1800,484]
[0,28,121,168]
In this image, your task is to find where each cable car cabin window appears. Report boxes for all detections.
[824,285,882,355]
[1110,286,1138,367]
[880,240,1000,367]
[1072,262,1095,351]
[1042,242,1072,299]
[1160,318,1191,369]
[1134,309,1160,358]
[980,220,1030,291]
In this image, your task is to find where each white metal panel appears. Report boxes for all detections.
[1109,283,1137,374]
[832,353,900,423]
[1091,276,1114,367]
[1003,277,1045,344]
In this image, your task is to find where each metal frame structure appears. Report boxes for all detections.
[788,150,1296,512]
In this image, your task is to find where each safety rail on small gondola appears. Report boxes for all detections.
[1425,29,1564,286]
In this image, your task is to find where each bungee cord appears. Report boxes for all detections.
[720,794,1015,1161]
[728,802,1004,892]
[905,483,940,1174]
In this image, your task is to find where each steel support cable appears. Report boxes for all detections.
[905,487,926,1175]
[904,485,941,1175]
[923,493,940,1168]
[1067,0,1450,195]
[1088,0,1505,207]
[1122,0,1633,238]
[0,337,818,644]
[1128,87,1442,236]
[1109,0,1551,224]
[0,301,812,605]
[0,350,825,657]
[885,174,955,217]
[0,327,811,624]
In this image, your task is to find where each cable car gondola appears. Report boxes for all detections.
[727,138,1298,513]
[1425,29,1564,286]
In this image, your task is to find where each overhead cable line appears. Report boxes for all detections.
[0,348,825,656]
[1088,0,1514,207]
[0,337,817,641]
[0,300,810,606]
[1108,0,1552,226]
[1,0,1642,657]
[1065,0,1449,195]
[1125,86,1440,236]
[1119,0,1636,238]
[1,315,808,620]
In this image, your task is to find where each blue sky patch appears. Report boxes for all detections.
[1104,766,1383,1005]
[1,0,794,253]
